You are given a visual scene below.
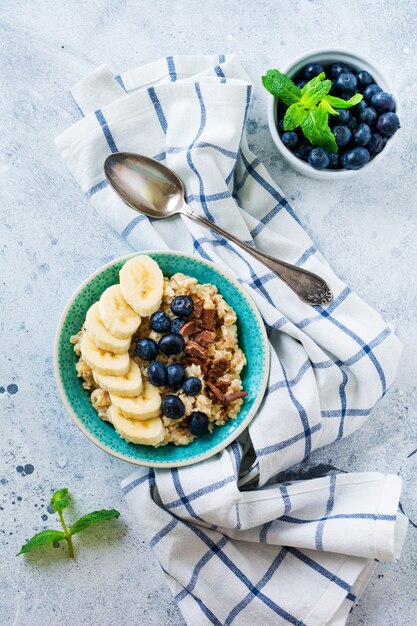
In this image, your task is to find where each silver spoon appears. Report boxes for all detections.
[104,152,333,305]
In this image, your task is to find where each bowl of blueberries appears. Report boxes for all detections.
[265,49,401,178]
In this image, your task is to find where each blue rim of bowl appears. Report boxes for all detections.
[53,251,270,468]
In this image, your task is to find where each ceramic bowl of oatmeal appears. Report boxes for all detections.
[54,252,269,468]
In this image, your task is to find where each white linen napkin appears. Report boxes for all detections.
[56,54,407,626]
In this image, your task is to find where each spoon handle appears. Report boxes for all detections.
[185,208,333,305]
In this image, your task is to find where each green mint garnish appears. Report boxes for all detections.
[261,69,302,106]
[17,488,120,559]
[262,68,363,153]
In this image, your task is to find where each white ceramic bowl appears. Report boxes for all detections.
[267,48,400,180]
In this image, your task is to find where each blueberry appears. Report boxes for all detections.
[346,116,359,132]
[147,361,167,387]
[329,109,350,126]
[278,119,285,134]
[279,102,288,115]
[304,63,324,80]
[171,317,186,334]
[331,63,352,78]
[167,363,186,390]
[296,79,307,89]
[294,142,313,161]
[341,147,370,170]
[183,376,202,396]
[359,106,377,126]
[327,152,340,169]
[308,148,330,170]
[370,92,395,113]
[353,123,372,147]
[363,84,382,103]
[187,411,209,435]
[150,311,171,333]
[170,296,194,317]
[335,72,358,94]
[329,79,338,95]
[354,100,368,115]
[135,337,158,361]
[281,131,299,149]
[332,125,352,147]
[161,395,185,420]
[357,70,373,88]
[367,132,385,155]
[376,112,400,136]
[158,333,185,355]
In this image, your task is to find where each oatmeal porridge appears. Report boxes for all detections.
[71,255,247,447]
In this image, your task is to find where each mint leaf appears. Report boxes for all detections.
[69,509,120,536]
[324,93,363,109]
[283,103,308,131]
[300,74,332,108]
[51,488,70,513]
[301,71,326,95]
[261,69,302,106]
[17,529,65,555]
[320,99,338,115]
[301,106,338,153]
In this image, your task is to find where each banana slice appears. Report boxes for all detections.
[80,332,130,376]
[109,382,161,420]
[85,302,131,354]
[99,284,141,339]
[109,405,165,445]
[119,255,164,317]
[93,358,143,397]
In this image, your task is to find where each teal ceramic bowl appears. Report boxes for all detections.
[54,252,270,467]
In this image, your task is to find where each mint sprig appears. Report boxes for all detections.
[262,69,363,153]
[17,488,120,559]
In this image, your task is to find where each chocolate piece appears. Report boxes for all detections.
[205,381,226,402]
[179,320,197,336]
[209,357,229,377]
[181,356,206,370]
[185,341,208,360]
[193,330,215,346]
[201,308,216,330]
[193,299,204,318]
[213,380,231,392]
[224,391,248,402]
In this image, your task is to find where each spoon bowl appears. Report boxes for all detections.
[104,152,333,305]
[105,153,184,218]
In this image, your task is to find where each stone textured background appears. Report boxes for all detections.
[1,1,416,624]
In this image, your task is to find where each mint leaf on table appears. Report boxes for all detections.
[324,93,363,109]
[17,488,120,559]
[283,103,309,130]
[261,69,302,106]
[17,529,65,555]
[70,509,120,535]
[301,104,338,154]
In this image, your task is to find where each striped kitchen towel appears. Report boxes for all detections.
[56,54,407,626]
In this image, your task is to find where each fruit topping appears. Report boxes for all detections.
[158,333,185,356]
[162,395,185,420]
[187,412,209,436]
[150,310,171,333]
[166,363,186,390]
[135,337,159,361]
[147,361,167,387]
[170,295,194,317]
[183,377,203,396]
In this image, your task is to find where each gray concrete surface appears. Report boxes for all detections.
[1,1,416,624]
